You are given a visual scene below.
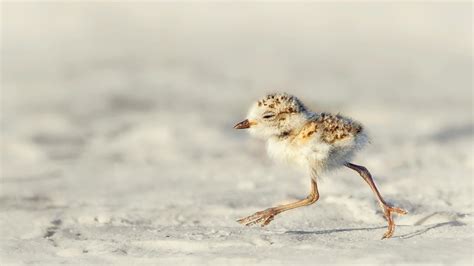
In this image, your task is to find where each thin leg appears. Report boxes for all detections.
[237,178,319,227]
[345,162,407,239]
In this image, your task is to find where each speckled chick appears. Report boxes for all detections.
[234,92,407,239]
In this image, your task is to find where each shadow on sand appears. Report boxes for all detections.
[285,226,386,236]
[285,221,465,239]
[397,221,465,239]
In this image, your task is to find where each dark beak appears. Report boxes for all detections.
[234,119,250,129]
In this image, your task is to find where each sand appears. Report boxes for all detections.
[1,2,472,265]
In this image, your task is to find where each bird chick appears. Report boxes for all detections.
[234,92,407,239]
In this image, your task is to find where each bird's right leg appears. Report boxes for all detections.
[237,178,319,227]
[345,162,407,239]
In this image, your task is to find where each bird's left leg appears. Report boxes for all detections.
[237,178,319,227]
[345,162,407,239]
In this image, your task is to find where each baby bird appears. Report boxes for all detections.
[234,92,407,239]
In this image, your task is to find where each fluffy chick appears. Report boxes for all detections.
[234,92,407,239]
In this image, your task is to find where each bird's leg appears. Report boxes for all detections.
[345,162,407,239]
[237,178,319,227]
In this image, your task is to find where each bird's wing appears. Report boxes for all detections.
[310,112,363,144]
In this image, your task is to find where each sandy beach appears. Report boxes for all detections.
[1,2,472,265]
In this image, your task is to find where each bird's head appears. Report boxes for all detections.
[234,93,312,139]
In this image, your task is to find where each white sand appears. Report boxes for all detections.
[1,2,472,265]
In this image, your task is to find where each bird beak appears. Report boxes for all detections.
[234,119,254,129]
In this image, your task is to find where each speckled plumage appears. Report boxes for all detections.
[234,92,407,239]
[315,112,363,143]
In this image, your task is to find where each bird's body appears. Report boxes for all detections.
[234,92,407,239]
[266,112,368,173]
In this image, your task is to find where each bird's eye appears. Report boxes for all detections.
[262,113,275,119]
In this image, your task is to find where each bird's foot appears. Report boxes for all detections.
[381,205,408,239]
[237,208,279,227]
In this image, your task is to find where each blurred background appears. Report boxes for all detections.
[1,2,472,264]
